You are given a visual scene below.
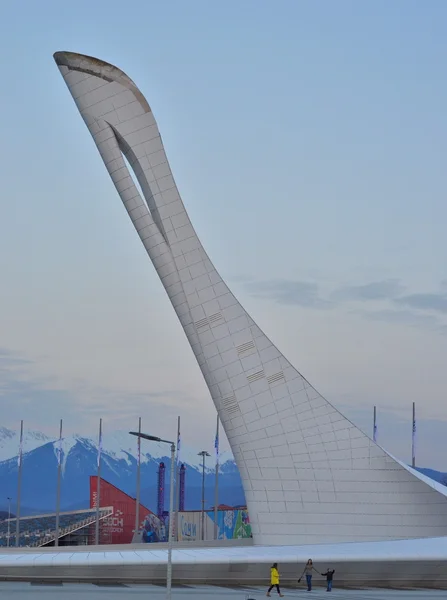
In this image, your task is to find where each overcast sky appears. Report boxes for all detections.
[1,0,447,469]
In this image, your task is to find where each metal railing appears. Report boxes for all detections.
[1,508,114,548]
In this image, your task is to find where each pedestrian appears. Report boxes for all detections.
[267,563,284,597]
[298,559,319,592]
[321,568,335,592]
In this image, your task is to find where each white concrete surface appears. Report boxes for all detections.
[2,582,447,599]
[54,50,447,546]
[1,535,447,587]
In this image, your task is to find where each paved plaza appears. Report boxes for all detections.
[1,583,447,599]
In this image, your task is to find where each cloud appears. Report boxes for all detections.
[395,293,447,314]
[228,274,255,283]
[243,276,406,310]
[355,308,446,334]
[0,348,36,395]
[0,347,227,452]
[332,279,447,333]
[0,347,33,369]
[332,279,404,302]
[0,347,206,440]
[244,279,332,308]
[0,350,79,432]
[241,276,447,338]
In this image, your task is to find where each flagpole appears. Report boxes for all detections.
[134,416,141,539]
[214,414,219,540]
[174,416,180,542]
[55,419,63,547]
[95,418,102,545]
[373,405,377,443]
[412,402,416,468]
[15,420,23,547]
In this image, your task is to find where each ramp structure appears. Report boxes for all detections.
[55,51,447,545]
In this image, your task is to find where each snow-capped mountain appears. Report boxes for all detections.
[0,427,232,472]
[0,428,244,515]
[0,426,52,462]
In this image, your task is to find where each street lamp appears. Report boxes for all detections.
[130,432,175,600]
[197,450,210,541]
[7,497,11,548]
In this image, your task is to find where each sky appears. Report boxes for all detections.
[1,0,447,468]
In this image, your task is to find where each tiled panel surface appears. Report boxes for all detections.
[55,51,447,545]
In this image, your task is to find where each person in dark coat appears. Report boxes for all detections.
[321,568,335,592]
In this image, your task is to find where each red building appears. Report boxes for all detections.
[90,476,153,544]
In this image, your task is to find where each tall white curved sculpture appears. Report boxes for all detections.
[55,51,447,545]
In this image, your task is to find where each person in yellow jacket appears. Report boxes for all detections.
[267,563,284,597]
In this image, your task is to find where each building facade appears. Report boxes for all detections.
[55,51,447,545]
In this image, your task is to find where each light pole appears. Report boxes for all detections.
[198,450,210,541]
[7,497,11,548]
[16,420,23,548]
[95,418,102,546]
[55,419,63,547]
[130,431,175,600]
[214,415,219,540]
[412,401,416,468]
[134,417,142,541]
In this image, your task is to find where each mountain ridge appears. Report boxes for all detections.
[0,428,244,515]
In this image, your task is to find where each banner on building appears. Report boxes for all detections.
[177,509,251,541]
[89,476,155,544]
[136,512,167,543]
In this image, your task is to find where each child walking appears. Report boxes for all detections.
[267,563,284,597]
[321,569,335,592]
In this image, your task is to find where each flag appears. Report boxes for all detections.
[214,417,219,462]
[136,416,141,467]
[97,420,102,468]
[57,420,63,467]
[57,435,62,466]
[17,438,23,468]
[17,422,23,468]
[412,416,416,454]
[137,433,141,467]
[372,406,377,443]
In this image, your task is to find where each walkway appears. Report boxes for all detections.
[1,583,447,599]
